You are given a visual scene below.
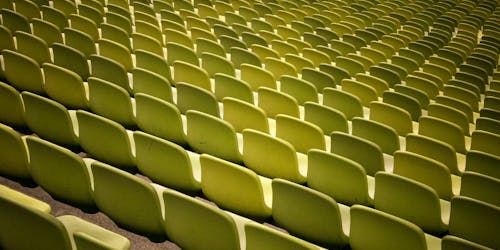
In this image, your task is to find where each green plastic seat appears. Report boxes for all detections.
[132,32,164,56]
[242,129,307,183]
[460,171,500,207]
[322,87,363,120]
[172,61,211,90]
[0,81,26,128]
[163,188,243,249]
[166,42,198,66]
[350,205,440,250]
[213,73,253,103]
[280,75,318,105]
[222,97,269,133]
[0,123,31,182]
[42,63,89,109]
[91,160,165,240]
[52,43,90,80]
[307,149,374,206]
[229,47,261,68]
[186,110,242,163]
[26,136,94,209]
[406,134,464,176]
[0,192,130,250]
[245,221,324,250]
[330,132,385,176]
[133,131,200,193]
[176,82,219,116]
[200,52,235,77]
[21,92,79,147]
[374,172,449,235]
[15,31,51,65]
[132,68,173,103]
[276,114,325,153]
[370,101,413,136]
[272,178,349,249]
[87,77,135,128]
[476,117,500,135]
[240,63,276,91]
[341,79,378,107]
[164,29,194,49]
[257,87,300,119]
[470,130,500,157]
[200,153,272,218]
[301,68,335,93]
[352,118,400,154]
[76,110,136,171]
[97,39,132,71]
[419,116,467,154]
[0,9,30,33]
[135,93,186,146]
[304,102,348,135]
[394,151,458,200]
[442,235,492,250]
[448,196,500,249]
[3,49,44,94]
[90,55,132,95]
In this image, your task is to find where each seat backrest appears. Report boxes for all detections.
[214,73,253,103]
[90,55,131,94]
[307,149,372,206]
[341,79,378,107]
[201,52,235,77]
[76,110,135,171]
[276,114,325,153]
[200,154,271,218]
[132,68,173,103]
[394,151,453,200]
[352,118,400,154]
[0,9,30,33]
[322,88,363,119]
[301,67,335,93]
[406,133,461,176]
[245,221,323,250]
[222,97,268,133]
[0,81,26,128]
[0,123,31,181]
[52,43,90,79]
[370,101,413,136]
[442,235,491,250]
[418,116,467,154]
[186,110,242,163]
[264,57,297,78]
[428,103,470,136]
[0,195,71,249]
[172,61,210,90]
[163,189,240,249]
[242,129,306,183]
[304,102,348,135]
[448,196,500,249]
[272,178,349,248]
[382,91,421,121]
[42,63,89,109]
[460,171,500,207]
[280,75,318,105]
[87,77,135,128]
[240,63,276,91]
[21,91,79,147]
[15,31,51,65]
[91,160,164,239]
[471,130,500,157]
[26,136,94,209]
[257,87,300,118]
[350,205,428,250]
[374,172,447,235]
[331,132,384,176]
[3,49,44,94]
[176,82,220,116]
[475,117,500,137]
[133,131,200,193]
[97,38,133,71]
[134,47,170,79]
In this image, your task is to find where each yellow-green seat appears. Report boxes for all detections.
[200,154,272,218]
[0,123,31,182]
[272,178,349,249]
